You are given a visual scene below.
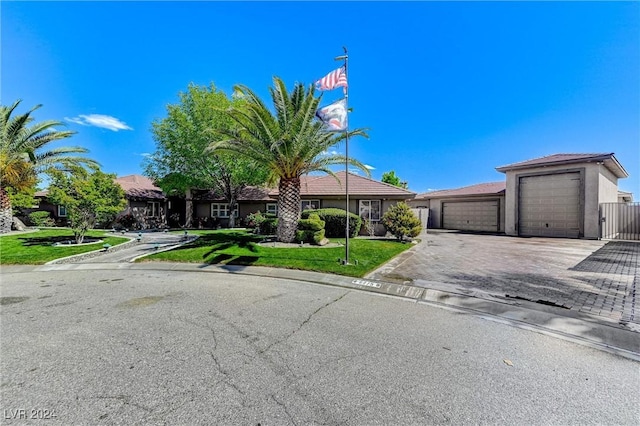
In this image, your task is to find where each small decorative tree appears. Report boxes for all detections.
[381,202,422,242]
[295,213,327,245]
[48,167,127,243]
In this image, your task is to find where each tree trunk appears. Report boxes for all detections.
[277,177,301,243]
[185,188,193,228]
[228,196,237,229]
[0,187,13,234]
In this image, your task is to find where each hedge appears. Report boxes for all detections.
[301,208,362,238]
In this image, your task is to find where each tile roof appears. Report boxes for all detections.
[296,172,416,198]
[194,186,274,201]
[495,153,628,179]
[415,181,506,199]
[115,175,166,200]
[195,172,415,200]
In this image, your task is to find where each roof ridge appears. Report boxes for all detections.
[496,152,612,169]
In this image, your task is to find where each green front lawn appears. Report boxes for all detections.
[140,229,413,277]
[0,229,130,265]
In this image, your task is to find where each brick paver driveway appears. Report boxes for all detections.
[366,231,638,328]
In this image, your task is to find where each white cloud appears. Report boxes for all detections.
[364,164,375,170]
[65,114,133,131]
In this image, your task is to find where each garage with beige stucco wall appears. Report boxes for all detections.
[497,153,628,239]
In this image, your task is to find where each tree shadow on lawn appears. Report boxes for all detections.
[171,233,261,254]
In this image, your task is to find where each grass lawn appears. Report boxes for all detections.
[0,229,130,265]
[140,229,414,278]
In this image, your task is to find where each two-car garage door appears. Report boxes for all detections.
[442,200,499,232]
[518,172,581,238]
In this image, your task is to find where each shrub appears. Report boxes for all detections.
[114,212,139,230]
[246,211,278,235]
[301,208,361,238]
[28,211,55,227]
[381,202,422,242]
[295,213,326,245]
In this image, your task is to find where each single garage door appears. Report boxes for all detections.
[518,172,581,238]
[442,200,499,232]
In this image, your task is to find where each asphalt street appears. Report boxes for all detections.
[1,269,638,425]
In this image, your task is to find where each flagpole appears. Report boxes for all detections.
[337,47,349,265]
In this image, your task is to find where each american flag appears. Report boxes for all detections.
[315,66,348,92]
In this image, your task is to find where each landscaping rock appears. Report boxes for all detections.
[12,217,26,231]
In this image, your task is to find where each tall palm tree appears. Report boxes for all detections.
[1,100,99,233]
[209,77,369,243]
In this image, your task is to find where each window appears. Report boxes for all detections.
[359,200,381,222]
[57,205,67,217]
[211,203,238,218]
[147,202,161,217]
[301,200,320,211]
[266,203,278,216]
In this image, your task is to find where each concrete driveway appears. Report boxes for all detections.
[366,231,639,329]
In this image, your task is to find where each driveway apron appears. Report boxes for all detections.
[366,231,639,329]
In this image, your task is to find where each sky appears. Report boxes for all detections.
[3,1,639,196]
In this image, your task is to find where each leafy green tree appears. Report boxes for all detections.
[381,202,422,242]
[6,186,37,212]
[47,167,126,243]
[381,170,408,189]
[0,100,98,233]
[210,77,369,242]
[144,83,268,228]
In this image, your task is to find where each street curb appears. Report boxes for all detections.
[6,261,639,361]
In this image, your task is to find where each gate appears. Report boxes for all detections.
[411,208,430,231]
[599,202,640,241]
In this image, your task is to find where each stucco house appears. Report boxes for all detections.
[409,153,631,239]
[192,172,416,234]
[29,172,415,232]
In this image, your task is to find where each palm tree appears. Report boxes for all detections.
[209,77,369,243]
[1,100,99,233]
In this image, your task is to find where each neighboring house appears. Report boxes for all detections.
[618,191,634,203]
[30,190,69,225]
[28,175,168,228]
[192,171,416,234]
[411,153,630,239]
[114,175,168,229]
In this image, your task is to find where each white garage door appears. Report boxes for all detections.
[442,200,499,232]
[518,172,581,238]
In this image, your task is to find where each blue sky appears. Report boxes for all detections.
[3,1,639,196]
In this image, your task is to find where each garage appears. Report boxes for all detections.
[518,172,581,238]
[442,200,500,232]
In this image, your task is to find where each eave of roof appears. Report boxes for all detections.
[495,153,628,178]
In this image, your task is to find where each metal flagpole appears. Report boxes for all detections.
[335,47,349,264]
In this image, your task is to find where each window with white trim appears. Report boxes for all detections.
[266,203,278,216]
[147,202,161,217]
[359,200,381,222]
[58,205,67,217]
[301,200,320,211]
[211,203,238,218]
